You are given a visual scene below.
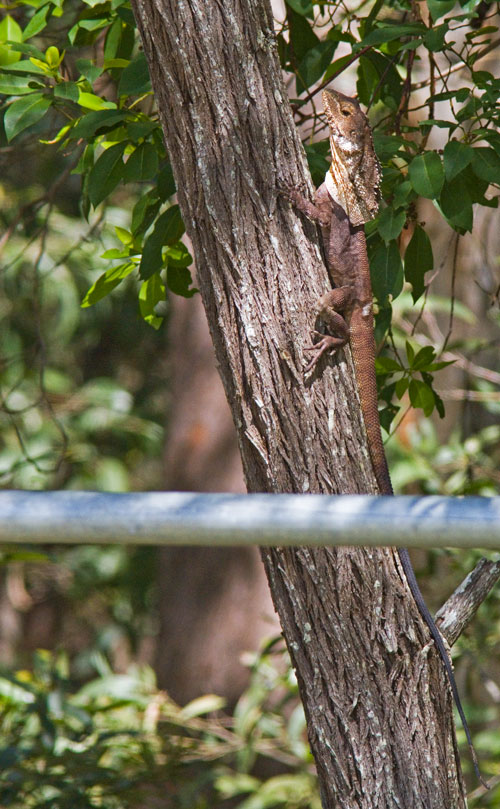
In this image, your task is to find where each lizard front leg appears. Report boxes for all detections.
[279,184,332,229]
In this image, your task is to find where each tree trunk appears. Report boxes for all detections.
[131,0,467,805]
[157,293,277,704]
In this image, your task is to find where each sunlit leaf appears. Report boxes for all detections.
[0,14,22,65]
[81,262,135,307]
[139,275,165,329]
[78,90,116,110]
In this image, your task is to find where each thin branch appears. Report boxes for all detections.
[436,558,500,646]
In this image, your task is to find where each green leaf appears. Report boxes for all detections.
[0,72,38,95]
[438,175,473,232]
[81,262,135,307]
[126,118,157,143]
[423,23,448,52]
[104,17,133,62]
[427,0,456,19]
[395,376,409,399]
[471,147,500,184]
[443,140,474,180]
[409,379,435,416]
[379,405,398,433]
[45,45,63,69]
[139,206,185,279]
[0,15,22,43]
[22,4,51,41]
[167,264,197,298]
[5,40,45,59]
[0,15,22,66]
[166,242,192,269]
[408,152,444,199]
[296,40,336,92]
[123,142,159,182]
[70,109,127,139]
[392,180,415,208]
[428,89,469,103]
[357,22,425,48]
[0,58,43,74]
[369,240,404,304]
[377,206,406,242]
[116,6,136,26]
[100,248,127,259]
[115,226,133,246]
[411,346,436,370]
[103,57,130,69]
[357,51,403,108]
[373,132,408,162]
[131,192,161,235]
[374,303,392,345]
[285,0,315,14]
[88,141,126,207]
[404,225,433,302]
[118,51,151,96]
[53,81,79,102]
[4,91,50,141]
[75,57,103,85]
[139,274,165,329]
[288,7,319,62]
[157,162,176,201]
[419,118,457,131]
[78,89,116,110]
[376,356,401,373]
[68,15,109,45]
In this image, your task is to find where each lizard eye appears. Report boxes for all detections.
[341,108,351,117]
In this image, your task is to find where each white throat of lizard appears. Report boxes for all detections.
[324,165,348,216]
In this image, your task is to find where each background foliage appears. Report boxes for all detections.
[0,0,499,805]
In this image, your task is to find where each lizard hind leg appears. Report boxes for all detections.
[304,287,351,373]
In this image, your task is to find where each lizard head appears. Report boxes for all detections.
[322,90,367,152]
[322,89,381,225]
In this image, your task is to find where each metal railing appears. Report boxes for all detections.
[0,491,499,548]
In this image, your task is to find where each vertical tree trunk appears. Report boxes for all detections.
[131,0,467,805]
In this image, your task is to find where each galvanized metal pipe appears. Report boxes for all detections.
[0,491,498,548]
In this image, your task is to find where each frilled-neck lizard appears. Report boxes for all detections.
[287,88,485,786]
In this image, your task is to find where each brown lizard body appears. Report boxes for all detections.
[286,88,485,786]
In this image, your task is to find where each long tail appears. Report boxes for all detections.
[397,548,487,787]
[349,280,486,786]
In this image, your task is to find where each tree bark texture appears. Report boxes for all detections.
[157,293,278,704]
[132,0,467,805]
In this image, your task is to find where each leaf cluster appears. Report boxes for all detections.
[0,643,321,809]
[0,0,196,328]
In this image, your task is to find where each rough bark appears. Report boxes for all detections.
[157,293,277,704]
[131,0,467,805]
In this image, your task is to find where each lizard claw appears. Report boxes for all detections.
[304,334,346,373]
